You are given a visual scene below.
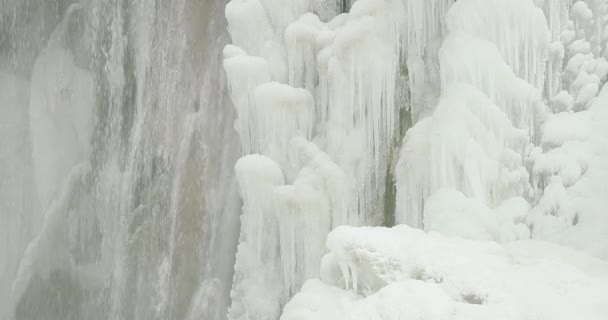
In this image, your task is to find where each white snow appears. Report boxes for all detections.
[282,225,608,320]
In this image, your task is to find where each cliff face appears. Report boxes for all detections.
[1,1,241,319]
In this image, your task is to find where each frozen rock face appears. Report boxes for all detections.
[0,73,32,317]
[29,4,94,212]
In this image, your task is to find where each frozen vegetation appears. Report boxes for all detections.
[1,0,608,319]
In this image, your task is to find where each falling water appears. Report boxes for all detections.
[1,1,241,319]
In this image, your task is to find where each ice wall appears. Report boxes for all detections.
[395,0,552,230]
[224,0,461,317]
[395,84,530,227]
[246,0,608,319]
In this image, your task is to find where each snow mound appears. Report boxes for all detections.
[424,189,530,243]
[281,225,608,320]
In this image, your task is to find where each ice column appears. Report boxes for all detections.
[229,155,285,320]
[395,85,529,226]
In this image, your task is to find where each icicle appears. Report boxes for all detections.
[339,260,350,290]
[439,34,543,130]
[446,0,550,91]
[229,155,285,320]
[223,45,273,155]
[225,0,275,56]
[287,137,354,226]
[395,84,530,226]
[273,137,355,297]
[253,82,315,171]
[314,0,400,221]
[349,261,358,292]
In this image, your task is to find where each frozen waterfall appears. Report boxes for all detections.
[1,0,608,320]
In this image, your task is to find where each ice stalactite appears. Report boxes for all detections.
[399,0,452,119]
[227,1,608,319]
[438,34,544,131]
[253,82,315,175]
[275,137,354,298]
[286,137,352,227]
[395,0,552,229]
[284,0,451,223]
[446,0,550,91]
[248,1,608,319]
[315,1,400,222]
[226,1,463,317]
[229,155,285,320]
[229,138,352,319]
[282,0,460,227]
[395,84,530,227]
[540,0,572,99]
[224,0,277,57]
[224,45,273,155]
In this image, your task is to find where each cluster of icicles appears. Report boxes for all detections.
[222,0,608,319]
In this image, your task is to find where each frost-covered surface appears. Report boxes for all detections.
[223,0,608,319]
[529,96,608,258]
[395,84,530,227]
[282,225,608,320]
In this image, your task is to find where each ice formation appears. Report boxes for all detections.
[3,0,608,319]
[223,0,608,319]
[446,0,550,90]
[229,155,285,320]
[529,96,608,258]
[395,84,530,227]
